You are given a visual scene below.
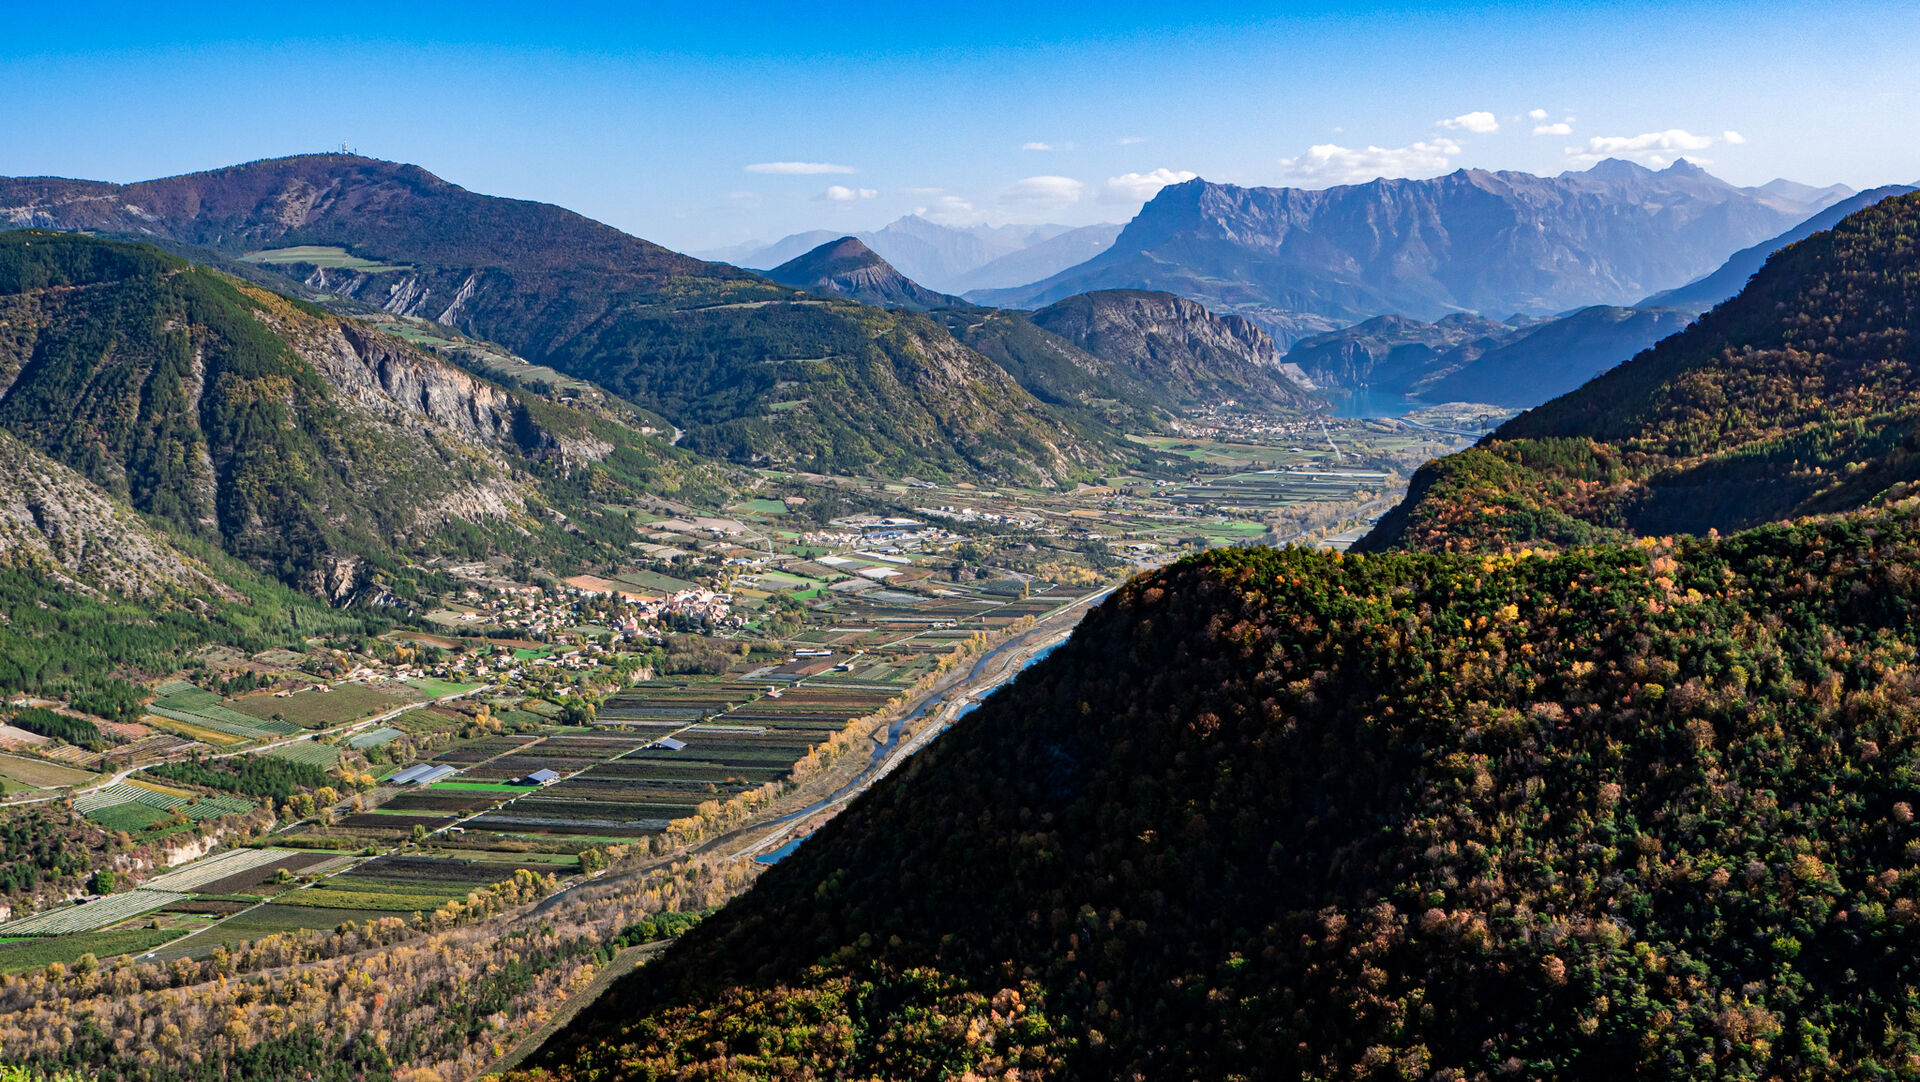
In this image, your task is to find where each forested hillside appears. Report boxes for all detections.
[0,231,741,712]
[0,231,721,590]
[502,185,1920,1082]
[1361,191,1920,554]
[524,522,1920,1080]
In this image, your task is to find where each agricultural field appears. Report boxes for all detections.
[0,926,188,972]
[136,851,575,961]
[0,889,189,935]
[0,754,97,791]
[1162,468,1392,514]
[346,726,404,750]
[0,838,564,969]
[610,568,700,595]
[141,847,318,892]
[227,683,423,728]
[405,677,484,699]
[268,741,344,767]
[73,780,257,832]
[239,245,409,272]
[146,681,309,743]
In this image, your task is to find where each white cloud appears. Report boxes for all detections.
[1105,168,1199,204]
[1533,122,1573,136]
[1278,138,1463,186]
[1528,108,1550,121]
[745,161,855,175]
[1022,141,1054,151]
[1438,111,1499,134]
[1566,128,1744,165]
[1118,135,1146,145]
[1000,175,1086,210]
[815,185,879,202]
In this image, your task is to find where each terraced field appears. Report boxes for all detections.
[74,782,186,815]
[77,781,258,829]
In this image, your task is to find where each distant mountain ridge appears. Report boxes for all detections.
[973,160,1846,343]
[1284,305,1693,409]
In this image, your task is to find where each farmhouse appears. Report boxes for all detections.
[648,736,688,752]
[520,768,562,786]
[389,764,458,786]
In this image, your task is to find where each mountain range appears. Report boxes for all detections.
[1283,305,1696,408]
[0,155,1131,484]
[1641,183,1916,310]
[970,160,1849,345]
[513,181,1920,1082]
[1278,185,1917,409]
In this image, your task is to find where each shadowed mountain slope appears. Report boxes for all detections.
[521,518,1920,1079]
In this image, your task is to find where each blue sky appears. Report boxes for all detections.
[6,1,1918,252]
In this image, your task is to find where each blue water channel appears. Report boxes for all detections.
[753,639,1063,864]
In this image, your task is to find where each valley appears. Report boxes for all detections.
[0,15,1910,1072]
[0,242,1457,1074]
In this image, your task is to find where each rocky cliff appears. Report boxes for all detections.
[1028,289,1316,412]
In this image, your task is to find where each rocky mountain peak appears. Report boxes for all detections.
[766,236,963,310]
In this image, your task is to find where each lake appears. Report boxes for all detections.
[1326,390,1425,419]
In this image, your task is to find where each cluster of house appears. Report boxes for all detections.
[913,505,1045,531]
